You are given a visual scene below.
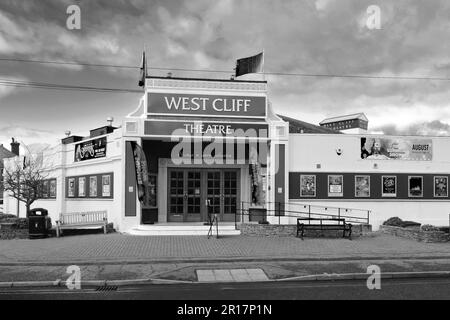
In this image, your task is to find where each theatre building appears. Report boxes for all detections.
[3,74,450,233]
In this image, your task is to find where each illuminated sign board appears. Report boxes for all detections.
[147,93,266,118]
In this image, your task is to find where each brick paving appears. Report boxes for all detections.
[0,233,450,264]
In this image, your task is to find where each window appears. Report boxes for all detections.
[39,178,57,199]
[102,175,111,197]
[89,176,97,197]
[355,175,370,197]
[66,173,113,199]
[408,176,423,197]
[78,177,86,197]
[68,178,75,197]
[434,176,448,197]
[381,175,397,197]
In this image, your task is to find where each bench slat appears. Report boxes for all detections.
[56,211,108,237]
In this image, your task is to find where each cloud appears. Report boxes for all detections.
[0,126,59,148]
[371,120,450,136]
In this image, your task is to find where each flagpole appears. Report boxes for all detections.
[262,49,266,81]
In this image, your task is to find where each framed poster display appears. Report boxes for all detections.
[328,175,343,197]
[381,175,397,197]
[355,175,370,197]
[300,175,316,197]
[408,176,423,197]
[434,176,448,197]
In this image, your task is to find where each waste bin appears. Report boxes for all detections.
[28,208,51,239]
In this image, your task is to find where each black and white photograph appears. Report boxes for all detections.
[1,0,450,309]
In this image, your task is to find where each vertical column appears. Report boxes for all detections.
[274,144,286,216]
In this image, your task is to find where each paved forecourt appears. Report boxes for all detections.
[1,233,450,264]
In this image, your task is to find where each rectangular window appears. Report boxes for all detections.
[328,175,343,197]
[89,176,97,197]
[68,178,75,198]
[42,180,49,198]
[408,176,423,197]
[300,174,316,197]
[434,176,448,197]
[355,175,370,197]
[382,175,397,197]
[78,177,86,197]
[49,179,56,198]
[102,175,111,197]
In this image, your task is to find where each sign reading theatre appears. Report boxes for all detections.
[147,93,266,117]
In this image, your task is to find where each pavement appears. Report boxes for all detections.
[0,232,450,285]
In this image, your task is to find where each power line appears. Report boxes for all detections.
[0,78,142,93]
[1,57,449,81]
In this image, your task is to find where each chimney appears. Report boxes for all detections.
[10,138,19,156]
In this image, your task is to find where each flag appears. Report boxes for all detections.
[138,50,147,87]
[235,52,264,77]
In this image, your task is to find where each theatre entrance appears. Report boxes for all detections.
[167,169,240,223]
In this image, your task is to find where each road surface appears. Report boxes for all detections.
[1,277,449,300]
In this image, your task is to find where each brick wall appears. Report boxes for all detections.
[380,225,449,243]
[240,223,372,238]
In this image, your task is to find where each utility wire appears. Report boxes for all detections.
[0,78,142,93]
[1,57,449,81]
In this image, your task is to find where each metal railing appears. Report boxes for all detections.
[235,201,370,229]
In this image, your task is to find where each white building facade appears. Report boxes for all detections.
[3,76,450,232]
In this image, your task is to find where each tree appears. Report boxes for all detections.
[2,149,48,217]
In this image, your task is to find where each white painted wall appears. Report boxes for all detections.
[3,130,126,231]
[287,133,450,230]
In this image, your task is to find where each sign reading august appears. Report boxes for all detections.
[147,93,266,117]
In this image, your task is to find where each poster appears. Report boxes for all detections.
[300,175,316,197]
[355,175,370,197]
[408,176,423,197]
[434,176,448,197]
[382,176,397,197]
[49,179,56,198]
[78,177,85,197]
[102,175,111,197]
[328,175,343,197]
[361,137,432,161]
[68,178,75,197]
[42,180,49,198]
[89,176,97,197]
[74,137,107,162]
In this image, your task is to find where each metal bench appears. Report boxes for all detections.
[297,217,352,240]
[56,211,108,237]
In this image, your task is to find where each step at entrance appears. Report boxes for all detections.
[127,223,241,236]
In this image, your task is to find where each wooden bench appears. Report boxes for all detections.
[297,217,352,240]
[56,211,108,237]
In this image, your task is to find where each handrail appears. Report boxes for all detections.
[236,201,370,227]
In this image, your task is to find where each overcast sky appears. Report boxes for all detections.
[0,0,449,149]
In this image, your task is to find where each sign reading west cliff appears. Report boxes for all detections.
[147,93,266,117]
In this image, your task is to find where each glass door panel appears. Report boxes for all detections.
[186,171,201,221]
